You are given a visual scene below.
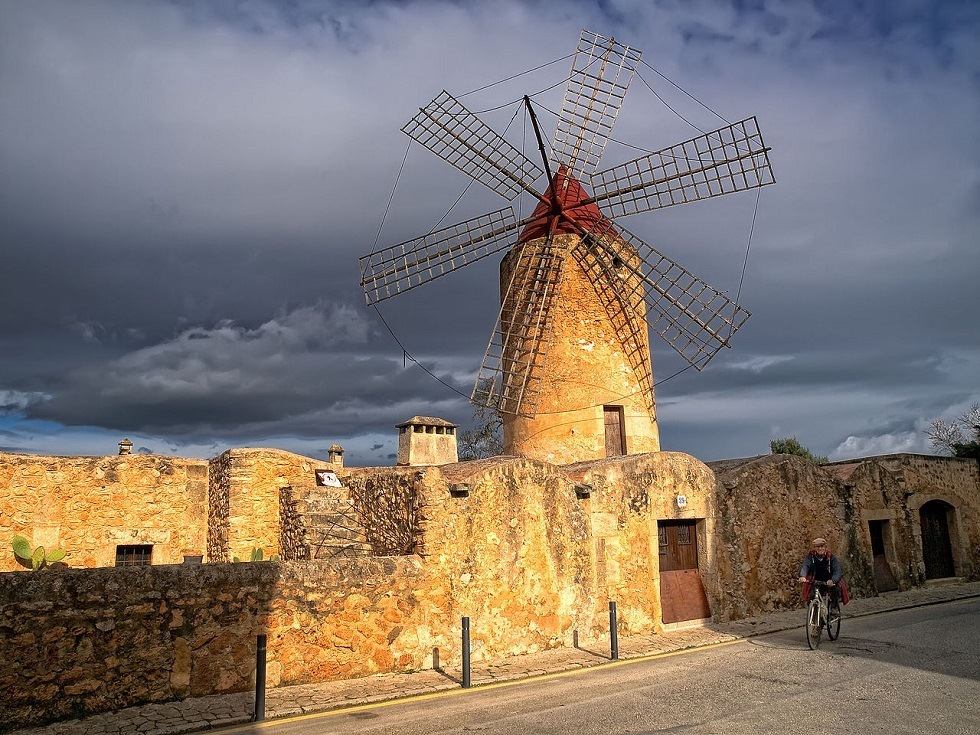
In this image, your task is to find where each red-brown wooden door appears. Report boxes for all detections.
[658,520,711,624]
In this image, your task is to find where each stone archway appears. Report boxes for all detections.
[919,499,956,579]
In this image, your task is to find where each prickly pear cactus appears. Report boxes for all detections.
[11,535,67,570]
[12,535,32,562]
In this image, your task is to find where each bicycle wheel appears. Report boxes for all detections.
[805,599,822,650]
[826,600,842,640]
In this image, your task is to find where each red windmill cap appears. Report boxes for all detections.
[518,166,618,243]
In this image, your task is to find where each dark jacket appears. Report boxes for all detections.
[800,552,842,583]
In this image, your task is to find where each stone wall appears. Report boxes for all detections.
[711,453,980,619]
[0,563,278,731]
[866,454,980,579]
[2,449,979,731]
[565,452,721,632]
[710,454,876,618]
[210,449,334,562]
[0,453,208,571]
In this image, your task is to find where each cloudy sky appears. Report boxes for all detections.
[1,0,977,466]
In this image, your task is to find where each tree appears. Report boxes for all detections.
[927,403,980,460]
[457,401,503,461]
[769,436,828,464]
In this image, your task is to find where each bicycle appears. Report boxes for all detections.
[803,580,842,649]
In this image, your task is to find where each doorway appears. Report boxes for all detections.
[919,500,956,579]
[868,520,898,592]
[658,520,711,624]
[603,405,625,457]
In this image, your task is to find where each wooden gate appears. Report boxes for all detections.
[920,500,955,579]
[658,520,711,624]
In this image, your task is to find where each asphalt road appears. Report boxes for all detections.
[223,598,980,735]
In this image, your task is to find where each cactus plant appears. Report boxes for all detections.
[12,535,32,562]
[11,535,67,570]
[233,547,276,563]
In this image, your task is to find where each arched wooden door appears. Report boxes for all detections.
[919,500,955,579]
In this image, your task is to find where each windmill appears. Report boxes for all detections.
[360,30,774,464]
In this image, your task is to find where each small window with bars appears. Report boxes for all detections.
[658,526,668,555]
[677,525,692,545]
[115,544,153,567]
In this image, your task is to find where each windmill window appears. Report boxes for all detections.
[115,544,153,567]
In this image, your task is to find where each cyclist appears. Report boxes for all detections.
[798,537,843,604]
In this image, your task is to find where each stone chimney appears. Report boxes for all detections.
[328,444,345,468]
[118,438,133,455]
[395,416,458,466]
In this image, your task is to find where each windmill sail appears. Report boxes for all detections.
[360,207,519,305]
[582,224,751,370]
[552,30,641,178]
[588,117,774,218]
[402,91,544,201]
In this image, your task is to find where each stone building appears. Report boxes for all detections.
[1,434,978,730]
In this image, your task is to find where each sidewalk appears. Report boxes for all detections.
[13,580,980,735]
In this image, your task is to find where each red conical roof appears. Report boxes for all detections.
[518,166,618,243]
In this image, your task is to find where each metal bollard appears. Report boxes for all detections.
[609,602,619,660]
[253,634,267,721]
[461,617,471,688]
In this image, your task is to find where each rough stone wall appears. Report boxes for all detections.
[566,452,720,632]
[710,455,877,618]
[268,558,431,686]
[831,458,914,590]
[345,468,426,556]
[421,457,600,657]
[279,486,371,560]
[886,454,980,579]
[209,449,332,563]
[0,563,278,732]
[5,449,979,731]
[206,451,231,562]
[0,453,208,571]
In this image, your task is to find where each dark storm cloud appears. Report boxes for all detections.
[1,0,977,464]
[23,304,472,437]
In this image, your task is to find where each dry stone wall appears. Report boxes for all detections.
[0,453,208,571]
[0,562,278,732]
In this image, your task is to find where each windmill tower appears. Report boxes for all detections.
[360,31,774,464]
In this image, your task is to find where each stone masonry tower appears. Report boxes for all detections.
[500,171,660,465]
